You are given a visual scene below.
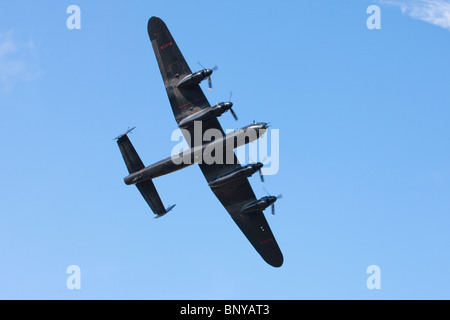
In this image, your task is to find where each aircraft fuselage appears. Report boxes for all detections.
[124,122,268,185]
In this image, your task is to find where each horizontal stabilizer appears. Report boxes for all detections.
[116,128,174,217]
[116,128,144,173]
[154,204,176,219]
[136,180,170,216]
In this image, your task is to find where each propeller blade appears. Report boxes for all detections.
[212,65,218,71]
[230,108,238,121]
[259,168,264,183]
[271,203,275,216]
[198,61,206,70]
[208,77,212,90]
[277,194,283,200]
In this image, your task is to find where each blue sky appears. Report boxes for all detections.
[0,0,449,299]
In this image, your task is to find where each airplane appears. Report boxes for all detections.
[115,17,283,267]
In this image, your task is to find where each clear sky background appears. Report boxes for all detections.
[0,0,449,299]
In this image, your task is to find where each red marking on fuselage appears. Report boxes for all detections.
[160,42,173,50]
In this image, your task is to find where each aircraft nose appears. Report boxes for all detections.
[256,122,269,133]
[249,122,268,130]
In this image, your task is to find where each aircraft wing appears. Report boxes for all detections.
[199,162,284,267]
[147,17,283,267]
[147,16,211,125]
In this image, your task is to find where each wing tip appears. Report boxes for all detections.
[147,16,166,40]
[265,252,284,268]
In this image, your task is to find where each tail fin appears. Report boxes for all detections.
[115,127,144,173]
[116,128,175,217]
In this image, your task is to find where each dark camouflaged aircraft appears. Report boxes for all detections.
[115,17,283,267]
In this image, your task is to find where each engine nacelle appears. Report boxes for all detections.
[177,69,212,88]
[208,163,263,188]
[240,196,277,214]
[178,102,233,128]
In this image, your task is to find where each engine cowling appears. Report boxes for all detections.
[208,163,263,188]
[178,102,233,128]
[240,196,277,214]
[177,69,212,88]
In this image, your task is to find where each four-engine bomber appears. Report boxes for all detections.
[115,16,283,267]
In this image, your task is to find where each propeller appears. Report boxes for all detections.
[228,92,238,121]
[249,156,264,183]
[259,167,264,183]
[271,193,283,216]
[263,187,282,216]
[216,92,238,121]
[229,107,238,121]
[198,61,218,90]
[259,157,271,183]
